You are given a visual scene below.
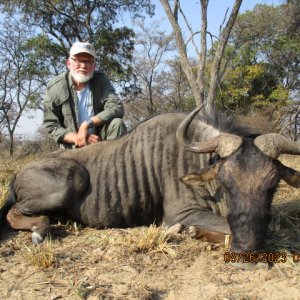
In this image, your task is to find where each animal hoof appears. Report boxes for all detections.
[186,225,197,238]
[166,223,183,235]
[32,232,44,244]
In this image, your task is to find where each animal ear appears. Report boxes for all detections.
[275,160,300,188]
[180,162,220,186]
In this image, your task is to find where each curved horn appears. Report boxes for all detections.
[176,106,243,158]
[254,133,300,158]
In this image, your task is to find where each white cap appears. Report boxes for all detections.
[69,42,96,58]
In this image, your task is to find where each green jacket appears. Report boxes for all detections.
[43,70,124,148]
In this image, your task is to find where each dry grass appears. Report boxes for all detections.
[85,226,178,262]
[265,155,300,260]
[18,238,57,269]
[129,225,177,257]
[266,201,300,256]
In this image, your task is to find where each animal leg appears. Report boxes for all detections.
[171,208,231,234]
[6,206,50,244]
[9,157,90,243]
[186,225,231,244]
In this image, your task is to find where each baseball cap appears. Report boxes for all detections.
[69,42,96,58]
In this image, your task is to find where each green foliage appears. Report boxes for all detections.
[25,92,42,110]
[232,2,300,93]
[94,26,135,82]
[216,63,290,114]
[23,34,75,78]
[213,0,299,129]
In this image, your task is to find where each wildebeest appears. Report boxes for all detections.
[1,106,300,268]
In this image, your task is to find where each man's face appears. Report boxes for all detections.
[67,53,95,84]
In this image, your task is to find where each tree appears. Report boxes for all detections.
[124,20,197,128]
[0,0,155,86]
[157,58,195,112]
[219,1,300,138]
[216,63,289,112]
[0,20,43,155]
[159,0,243,113]
[0,0,155,149]
[232,2,300,96]
[124,20,177,126]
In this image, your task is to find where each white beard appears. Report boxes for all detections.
[70,71,93,83]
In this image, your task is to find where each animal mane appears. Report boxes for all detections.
[199,109,262,138]
[126,109,262,139]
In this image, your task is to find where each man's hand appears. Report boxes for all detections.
[63,117,104,147]
[76,122,89,147]
[87,134,100,145]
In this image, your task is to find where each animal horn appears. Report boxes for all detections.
[254,133,300,158]
[176,106,243,158]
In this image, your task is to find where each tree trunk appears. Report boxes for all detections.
[9,132,14,156]
[160,0,202,106]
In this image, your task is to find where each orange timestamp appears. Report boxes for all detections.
[224,251,287,263]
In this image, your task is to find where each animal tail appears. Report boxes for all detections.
[0,176,17,227]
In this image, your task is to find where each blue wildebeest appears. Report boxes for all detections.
[1,106,300,268]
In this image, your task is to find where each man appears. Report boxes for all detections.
[43,41,127,149]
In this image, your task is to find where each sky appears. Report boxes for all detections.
[152,0,282,39]
[15,0,283,140]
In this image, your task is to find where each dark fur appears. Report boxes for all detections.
[217,139,277,251]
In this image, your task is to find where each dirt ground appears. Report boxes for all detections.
[0,222,300,300]
[1,155,300,300]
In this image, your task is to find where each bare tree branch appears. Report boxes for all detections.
[173,0,179,22]
[206,0,243,113]
[159,0,201,105]
[178,5,200,57]
[160,0,243,111]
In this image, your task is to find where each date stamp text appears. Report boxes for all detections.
[224,252,300,264]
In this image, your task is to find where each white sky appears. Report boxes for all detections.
[15,0,283,140]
